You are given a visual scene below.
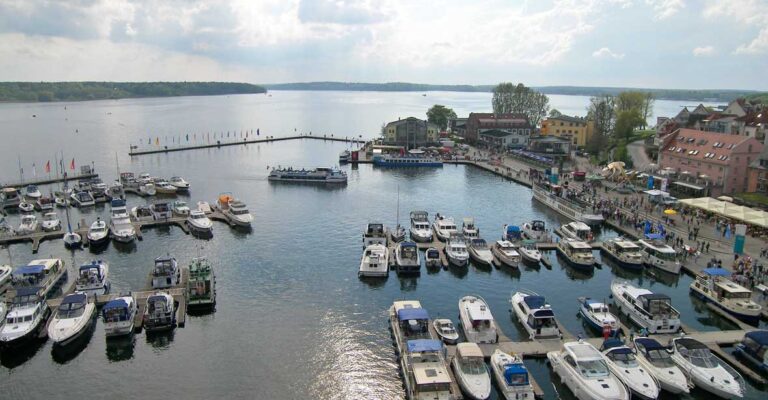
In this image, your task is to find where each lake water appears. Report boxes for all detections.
[0,92,763,400]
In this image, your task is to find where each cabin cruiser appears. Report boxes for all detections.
[389,300,431,346]
[510,290,561,339]
[560,222,593,242]
[171,200,190,216]
[169,176,190,191]
[578,297,618,336]
[462,217,479,239]
[362,222,387,248]
[409,211,432,242]
[153,178,178,194]
[41,212,61,231]
[491,241,521,268]
[556,239,595,270]
[1,187,21,209]
[17,214,38,234]
[25,184,42,200]
[394,242,420,275]
[519,241,542,264]
[637,239,681,274]
[138,173,153,184]
[432,319,459,344]
[54,190,69,207]
[139,182,156,196]
[109,199,136,243]
[669,336,744,398]
[358,243,389,278]
[187,257,216,309]
[445,235,469,267]
[432,214,458,241]
[452,342,491,400]
[35,196,54,212]
[547,340,630,400]
[70,190,95,207]
[490,349,535,400]
[18,200,34,213]
[600,339,660,400]
[458,295,498,344]
[468,238,494,265]
[150,202,172,220]
[144,292,177,333]
[91,180,109,203]
[734,330,768,375]
[187,209,213,234]
[690,268,762,323]
[600,238,643,270]
[425,247,441,268]
[47,292,96,347]
[0,287,50,348]
[339,150,350,163]
[224,200,253,227]
[108,180,124,200]
[521,220,547,241]
[11,259,67,299]
[131,205,154,222]
[611,279,680,334]
[75,260,110,296]
[632,337,690,394]
[151,256,181,289]
[197,201,212,214]
[401,338,457,400]
[87,218,110,246]
[502,224,522,242]
[268,167,348,183]
[102,295,137,337]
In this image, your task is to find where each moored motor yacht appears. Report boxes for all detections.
[70,190,95,207]
[510,290,562,339]
[399,338,457,400]
[0,287,50,348]
[689,268,762,323]
[394,241,420,275]
[452,342,491,400]
[187,257,216,310]
[196,201,212,214]
[12,258,68,299]
[1,187,22,209]
[18,214,38,234]
[54,190,69,207]
[560,221,594,242]
[637,238,681,274]
[501,224,522,242]
[108,180,124,200]
[445,235,469,267]
[734,330,768,375]
[153,178,178,194]
[171,200,190,216]
[75,260,110,296]
[41,212,61,231]
[425,247,441,268]
[462,217,479,239]
[102,294,137,337]
[25,184,42,200]
[139,182,156,196]
[632,337,690,394]
[187,209,213,235]
[338,150,350,163]
[19,200,34,213]
[556,238,595,270]
[35,195,54,212]
[491,240,521,268]
[432,214,458,241]
[87,218,110,246]
[458,295,498,344]
[151,256,180,289]
[143,292,177,333]
[432,318,459,344]
[362,222,387,248]
[358,243,389,278]
[150,201,172,220]
[611,279,680,334]
[547,340,630,400]
[467,238,494,265]
[169,176,190,191]
[490,349,535,400]
[131,205,154,222]
[409,211,432,242]
[600,339,660,400]
[47,292,96,347]
[669,336,744,398]
[224,199,253,227]
[578,297,618,336]
[109,199,136,243]
[521,220,547,241]
[600,238,644,270]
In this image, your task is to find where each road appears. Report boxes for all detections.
[627,139,652,170]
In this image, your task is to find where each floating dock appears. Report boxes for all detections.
[1,173,99,190]
[128,134,364,156]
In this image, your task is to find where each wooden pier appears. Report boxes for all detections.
[128,134,365,156]
[1,173,99,190]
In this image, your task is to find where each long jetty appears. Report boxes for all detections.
[1,172,99,190]
[128,134,364,156]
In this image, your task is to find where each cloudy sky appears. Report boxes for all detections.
[0,0,766,90]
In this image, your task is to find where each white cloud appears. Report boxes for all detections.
[592,47,625,59]
[735,28,768,55]
[645,0,685,20]
[692,45,714,57]
[703,0,768,55]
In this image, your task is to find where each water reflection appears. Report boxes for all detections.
[0,338,46,369]
[145,329,176,349]
[495,264,522,280]
[106,334,135,362]
[446,264,468,279]
[51,319,97,364]
[112,240,138,254]
[358,275,387,289]
[398,276,418,291]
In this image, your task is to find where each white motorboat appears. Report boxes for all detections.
[490,349,535,400]
[632,337,690,394]
[17,214,38,234]
[13,259,68,298]
[150,202,172,220]
[358,243,389,278]
[600,339,660,400]
[389,300,430,347]
[611,279,680,334]
[519,241,542,265]
[432,214,458,241]
[139,182,156,196]
[669,336,744,398]
[425,247,441,268]
[1,187,22,209]
[734,331,768,375]
[462,217,479,240]
[547,340,630,400]
[0,287,50,349]
[25,184,42,200]
[445,235,469,267]
[171,200,190,216]
[70,190,95,207]
[143,291,177,333]
[391,224,406,243]
[521,220,547,242]
[138,172,153,183]
[75,260,111,296]
[468,238,494,265]
[151,256,180,289]
[458,295,498,344]
[394,241,420,275]
[47,292,96,347]
[35,196,54,212]
[224,199,253,227]
[560,221,594,242]
[578,297,618,337]
[169,176,190,191]
[18,200,34,213]
[339,149,350,163]
[501,224,522,241]
[131,205,154,222]
[109,199,136,243]
[690,268,762,323]
[153,178,178,194]
[600,238,644,270]
[510,290,562,339]
[40,212,61,231]
[492,241,521,268]
[637,239,681,274]
[432,318,459,344]
[452,342,492,400]
[102,294,137,337]
[196,201,212,214]
[362,222,387,248]
[409,211,432,242]
[187,209,213,234]
[108,180,124,200]
[62,185,81,248]
[54,190,69,207]
[87,218,110,246]
[556,238,595,271]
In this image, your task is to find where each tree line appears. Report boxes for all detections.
[0,82,267,102]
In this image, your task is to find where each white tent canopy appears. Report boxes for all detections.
[678,197,768,228]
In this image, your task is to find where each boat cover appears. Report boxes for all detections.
[61,292,87,305]
[506,225,521,234]
[702,268,731,276]
[676,338,708,350]
[745,331,768,346]
[407,339,443,353]
[14,265,44,275]
[522,295,546,309]
[644,233,664,240]
[79,262,102,271]
[14,286,42,297]
[635,338,666,353]
[111,199,126,207]
[602,338,624,350]
[638,293,671,301]
[398,307,429,321]
[504,364,529,386]
[401,242,417,249]
[103,299,129,311]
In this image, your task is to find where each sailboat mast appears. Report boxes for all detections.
[396,185,400,227]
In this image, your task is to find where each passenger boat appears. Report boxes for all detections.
[109,199,136,243]
[169,176,190,191]
[41,212,61,231]
[171,200,190,216]
[432,318,459,344]
[467,238,494,265]
[35,196,54,212]
[17,214,38,234]
[358,244,389,278]
[637,239,681,274]
[632,337,691,394]
[70,191,95,207]
[559,222,593,242]
[151,256,180,289]
[1,187,22,209]
[532,183,604,227]
[734,330,768,375]
[47,292,96,347]
[610,279,680,334]
[338,150,350,163]
[521,220,547,241]
[669,336,745,398]
[18,200,34,213]
[150,201,172,220]
[445,235,469,267]
[153,178,178,194]
[102,295,137,337]
[432,214,458,241]
[25,184,42,200]
[600,238,643,270]
[12,259,68,299]
[362,222,387,248]
[689,268,762,323]
[556,239,595,270]
[268,167,348,183]
[87,218,110,246]
[143,292,177,333]
[223,199,253,227]
[490,349,535,400]
[600,339,660,400]
[458,295,498,344]
[131,205,154,222]
[409,211,432,242]
[187,209,213,234]
[0,287,50,348]
[501,224,522,242]
[75,260,110,296]
[395,241,420,275]
[452,342,491,400]
[425,247,441,268]
[510,290,561,339]
[519,241,542,265]
[462,217,479,239]
[547,340,629,400]
[187,258,216,309]
[491,241,521,268]
[373,152,443,167]
[577,297,618,336]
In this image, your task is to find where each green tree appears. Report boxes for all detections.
[491,82,550,127]
[426,104,457,130]
[614,109,644,140]
[586,94,615,138]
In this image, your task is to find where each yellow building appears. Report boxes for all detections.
[541,115,594,148]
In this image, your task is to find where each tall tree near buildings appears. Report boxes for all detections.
[640,92,655,129]
[491,82,550,127]
[426,104,457,131]
[615,109,644,140]
[586,94,615,138]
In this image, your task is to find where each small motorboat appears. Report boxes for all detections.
[458,295,498,344]
[432,214,458,241]
[362,222,387,248]
[633,337,691,394]
[18,201,34,213]
[394,241,420,275]
[153,178,178,194]
[339,150,350,163]
[452,342,492,400]
[70,191,95,207]
[490,349,535,400]
[139,182,156,196]
[40,212,61,231]
[559,221,593,241]
[169,176,190,191]
[519,241,542,264]
[547,341,630,400]
[131,205,154,222]
[35,196,54,212]
[578,297,618,336]
[108,180,124,200]
[224,199,253,227]
[64,231,82,249]
[445,235,469,267]
[54,191,68,207]
[0,287,50,348]
[468,238,494,265]
[196,201,212,214]
[669,336,744,398]
[75,260,110,296]
[17,214,38,234]
[425,247,441,268]
[25,184,42,200]
[151,256,181,289]
[47,292,96,347]
[358,243,389,278]
[491,240,521,268]
[87,218,109,246]
[171,200,190,216]
[510,290,561,340]
[600,338,660,400]
[521,220,547,242]
[734,330,768,375]
[102,295,137,337]
[390,224,406,243]
[143,292,177,333]
[432,318,459,344]
[150,202,172,220]
[409,211,432,242]
[187,209,213,234]
[1,187,21,209]
[462,217,479,239]
[187,257,216,309]
[109,199,136,243]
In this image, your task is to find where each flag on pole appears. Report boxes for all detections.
[70,158,75,170]
[45,160,50,173]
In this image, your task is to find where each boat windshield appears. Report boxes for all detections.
[58,301,86,319]
[607,351,638,368]
[646,349,675,368]
[460,357,486,375]
[680,347,720,368]
[577,360,610,378]
[191,213,205,219]
[416,383,451,393]
[232,208,250,215]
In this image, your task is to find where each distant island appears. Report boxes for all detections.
[0,82,267,102]
[263,81,764,102]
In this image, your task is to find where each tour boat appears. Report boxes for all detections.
[268,167,348,183]
[547,340,630,400]
[150,201,172,220]
[362,222,387,248]
[458,295,498,344]
[578,297,618,336]
[521,220,547,241]
[632,337,691,394]
[131,205,154,222]
[187,209,213,235]
[35,196,54,212]
[501,224,522,242]
[532,183,605,227]
[559,222,594,242]
[491,240,521,268]
[432,214,458,241]
[610,279,680,334]
[109,199,136,243]
[153,178,178,194]
[1,187,22,209]
[0,287,50,348]
[637,239,681,274]
[669,336,744,399]
[600,339,660,400]
[408,211,432,242]
[224,199,253,227]
[432,318,459,344]
[17,214,38,234]
[556,238,595,270]
[13,259,68,299]
[600,238,643,270]
[87,218,110,246]
[445,235,469,267]
[70,190,95,207]
[510,290,561,339]
[689,268,762,323]
[395,241,421,275]
[151,256,181,289]
[197,201,212,214]
[519,241,542,265]
[102,295,137,337]
[462,217,479,239]
[452,342,491,400]
[169,176,190,191]
[338,150,350,163]
[25,184,42,200]
[425,247,441,268]
[75,260,110,296]
[47,292,96,347]
[41,212,61,231]
[373,153,443,167]
[187,257,216,310]
[358,243,389,278]
[490,349,535,400]
[734,330,768,375]
[18,200,34,213]
[171,200,190,216]
[143,292,177,333]
[467,238,494,266]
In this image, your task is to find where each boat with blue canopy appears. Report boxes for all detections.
[75,260,110,296]
[11,258,67,299]
[490,349,535,400]
[401,338,457,400]
[102,294,137,337]
[734,330,768,375]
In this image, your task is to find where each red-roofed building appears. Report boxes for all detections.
[465,113,532,147]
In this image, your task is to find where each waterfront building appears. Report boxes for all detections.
[527,136,572,156]
[747,145,768,195]
[478,129,527,150]
[540,114,595,147]
[449,117,467,137]
[381,117,439,149]
[465,113,532,145]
